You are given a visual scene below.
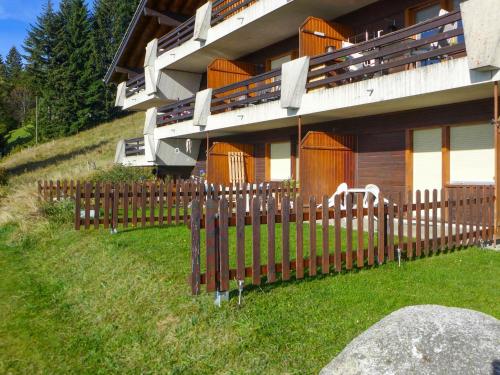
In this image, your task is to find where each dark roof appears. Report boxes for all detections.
[105,0,206,84]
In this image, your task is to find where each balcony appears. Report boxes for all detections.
[155,10,494,139]
[125,74,146,98]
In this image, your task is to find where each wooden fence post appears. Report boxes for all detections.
[74,181,81,230]
[191,200,201,295]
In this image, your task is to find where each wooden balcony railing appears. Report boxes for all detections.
[125,74,146,98]
[211,0,257,26]
[157,97,196,127]
[157,16,196,56]
[307,10,465,91]
[211,68,282,113]
[155,11,466,127]
[124,137,145,157]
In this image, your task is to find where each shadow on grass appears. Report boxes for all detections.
[6,140,109,175]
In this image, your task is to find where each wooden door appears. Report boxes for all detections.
[300,132,355,201]
[208,142,254,184]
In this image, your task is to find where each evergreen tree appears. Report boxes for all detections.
[5,47,23,80]
[53,0,93,135]
[0,55,6,79]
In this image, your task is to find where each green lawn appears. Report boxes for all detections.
[1,220,499,374]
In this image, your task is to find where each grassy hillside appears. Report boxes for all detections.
[0,112,144,226]
[0,112,499,373]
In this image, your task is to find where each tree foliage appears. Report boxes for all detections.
[0,0,139,156]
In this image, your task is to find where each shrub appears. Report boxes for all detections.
[0,167,8,186]
[40,199,75,225]
[89,165,154,184]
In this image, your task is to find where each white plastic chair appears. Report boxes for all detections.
[363,184,389,207]
[318,182,348,209]
[342,42,376,72]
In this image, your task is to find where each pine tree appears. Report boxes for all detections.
[0,54,6,79]
[5,47,23,80]
[53,0,93,135]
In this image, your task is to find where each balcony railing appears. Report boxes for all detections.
[125,73,146,98]
[211,0,257,26]
[124,137,145,157]
[211,68,282,113]
[156,0,258,57]
[155,11,465,127]
[157,97,196,127]
[157,17,196,56]
[307,10,464,91]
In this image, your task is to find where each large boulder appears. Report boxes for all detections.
[321,305,500,375]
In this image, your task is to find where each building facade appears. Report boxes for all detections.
[107,0,500,204]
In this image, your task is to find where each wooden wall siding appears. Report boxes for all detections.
[239,36,299,68]
[207,142,255,184]
[335,0,433,40]
[254,143,266,182]
[300,132,355,200]
[299,17,352,57]
[207,59,257,91]
[358,131,406,200]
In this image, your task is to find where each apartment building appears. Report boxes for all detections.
[107,0,500,204]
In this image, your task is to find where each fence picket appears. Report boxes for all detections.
[103,183,111,229]
[432,189,438,253]
[132,183,138,227]
[84,182,91,229]
[448,189,454,250]
[377,192,385,265]
[219,198,229,292]
[56,180,61,201]
[368,194,375,265]
[236,197,246,281]
[94,182,101,229]
[175,183,180,225]
[407,191,413,258]
[141,184,147,227]
[424,190,430,255]
[456,188,462,247]
[191,200,201,295]
[488,186,494,241]
[112,184,119,230]
[281,198,291,281]
[183,181,189,225]
[322,196,330,274]
[167,182,173,225]
[296,196,304,279]
[49,180,54,202]
[309,197,317,277]
[387,196,394,262]
[205,199,217,293]
[267,197,276,283]
[123,183,129,228]
[334,194,342,272]
[398,192,404,253]
[461,187,468,246]
[63,180,68,199]
[474,186,480,245]
[159,182,165,225]
[357,193,364,268]
[415,190,421,257]
[345,193,353,269]
[440,189,446,250]
[149,183,156,226]
[252,197,261,285]
[75,181,81,230]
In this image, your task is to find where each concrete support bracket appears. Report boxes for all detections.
[114,139,125,164]
[144,133,157,163]
[115,82,127,108]
[144,38,158,68]
[193,88,213,126]
[144,66,157,96]
[193,2,212,42]
[280,56,310,109]
[144,107,158,135]
[461,0,500,71]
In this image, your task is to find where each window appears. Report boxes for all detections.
[270,142,291,181]
[450,124,494,184]
[413,128,442,194]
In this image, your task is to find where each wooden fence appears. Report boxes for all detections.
[190,186,494,294]
[38,180,297,230]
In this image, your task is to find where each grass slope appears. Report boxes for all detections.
[0,113,144,226]
[0,222,498,374]
[0,112,499,373]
